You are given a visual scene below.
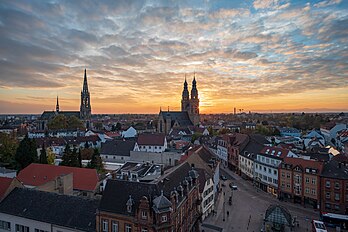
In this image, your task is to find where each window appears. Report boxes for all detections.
[281,172,285,177]
[311,189,316,195]
[312,178,316,185]
[142,211,147,219]
[286,173,290,179]
[263,167,266,172]
[335,182,340,189]
[287,183,290,188]
[0,220,11,231]
[125,224,132,232]
[334,205,340,210]
[268,168,271,174]
[15,224,29,232]
[141,229,148,232]
[305,177,309,183]
[273,170,277,175]
[326,192,330,199]
[335,193,340,201]
[102,219,108,232]
[35,229,48,232]
[112,221,118,232]
[326,180,330,188]
[305,188,310,194]
[325,203,331,209]
[162,215,168,222]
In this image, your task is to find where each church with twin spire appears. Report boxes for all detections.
[38,69,92,130]
[158,74,200,135]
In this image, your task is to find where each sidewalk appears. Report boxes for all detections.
[220,166,319,216]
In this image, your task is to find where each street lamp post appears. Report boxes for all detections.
[223,191,225,221]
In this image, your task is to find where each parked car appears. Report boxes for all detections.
[229,183,238,190]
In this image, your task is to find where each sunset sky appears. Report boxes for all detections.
[0,0,347,114]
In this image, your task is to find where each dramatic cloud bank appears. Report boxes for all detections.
[0,0,347,113]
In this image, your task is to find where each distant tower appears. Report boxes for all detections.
[181,75,190,112]
[189,73,200,126]
[80,69,91,119]
[56,96,59,113]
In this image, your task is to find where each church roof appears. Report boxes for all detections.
[58,111,81,118]
[40,111,56,120]
[159,111,193,127]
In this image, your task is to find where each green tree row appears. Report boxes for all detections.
[47,115,85,130]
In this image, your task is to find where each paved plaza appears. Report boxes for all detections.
[202,167,326,232]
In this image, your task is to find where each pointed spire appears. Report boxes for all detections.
[56,95,59,112]
[83,69,88,93]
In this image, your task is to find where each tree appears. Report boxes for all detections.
[61,145,79,167]
[84,141,90,149]
[39,143,48,164]
[116,122,122,130]
[47,115,67,130]
[78,149,82,168]
[46,147,55,165]
[67,116,85,130]
[15,135,38,170]
[87,148,104,173]
[0,132,18,168]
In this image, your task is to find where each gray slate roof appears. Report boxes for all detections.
[160,111,193,127]
[153,193,172,213]
[0,188,98,232]
[99,180,159,215]
[321,159,348,179]
[101,139,136,156]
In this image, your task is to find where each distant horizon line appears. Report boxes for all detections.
[0,111,347,116]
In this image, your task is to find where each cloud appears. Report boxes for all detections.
[0,0,347,113]
[314,0,342,8]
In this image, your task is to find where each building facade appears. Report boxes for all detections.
[278,157,323,208]
[320,159,348,215]
[97,162,201,232]
[158,75,200,135]
[254,147,298,196]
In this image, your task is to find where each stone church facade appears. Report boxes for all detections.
[37,69,92,130]
[158,75,200,135]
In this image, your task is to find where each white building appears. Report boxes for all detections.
[197,168,214,220]
[254,147,298,196]
[134,133,167,153]
[216,139,228,165]
[320,123,347,145]
[122,126,137,138]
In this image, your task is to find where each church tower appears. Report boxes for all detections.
[80,69,91,119]
[56,96,59,113]
[181,75,190,112]
[189,74,200,126]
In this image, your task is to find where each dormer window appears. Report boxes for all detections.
[162,215,167,222]
[142,211,147,219]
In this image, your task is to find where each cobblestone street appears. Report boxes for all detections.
[202,167,323,232]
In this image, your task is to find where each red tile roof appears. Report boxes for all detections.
[137,133,166,146]
[282,157,324,173]
[0,177,13,199]
[17,163,98,192]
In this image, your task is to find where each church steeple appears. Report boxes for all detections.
[82,69,89,93]
[80,69,91,119]
[181,74,190,111]
[56,96,59,113]
[191,73,198,100]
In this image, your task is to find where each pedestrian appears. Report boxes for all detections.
[227,211,229,217]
